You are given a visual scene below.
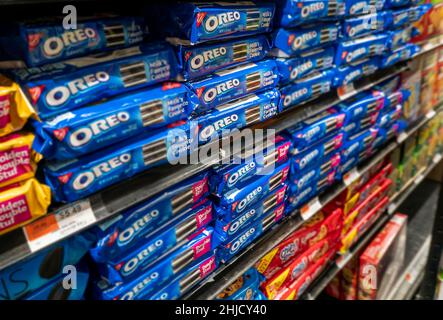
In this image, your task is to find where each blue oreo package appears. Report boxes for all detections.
[391,6,430,29]
[210,134,291,197]
[341,128,378,162]
[177,35,271,80]
[342,113,379,137]
[382,89,409,110]
[98,207,213,284]
[384,0,415,8]
[44,122,198,202]
[216,268,262,300]
[216,210,284,264]
[335,34,388,66]
[341,12,392,40]
[372,122,400,150]
[335,90,385,125]
[196,89,280,144]
[215,197,286,243]
[290,164,337,196]
[24,266,89,300]
[0,16,146,67]
[380,44,420,68]
[9,43,179,120]
[339,154,359,174]
[218,162,290,216]
[94,229,214,300]
[147,2,275,45]
[275,0,346,28]
[286,109,345,149]
[278,69,335,111]
[287,177,335,210]
[188,60,279,113]
[148,254,217,300]
[32,83,198,160]
[271,24,340,57]
[90,173,209,262]
[0,233,94,300]
[387,27,412,50]
[344,0,385,16]
[333,58,380,87]
[275,46,335,85]
[378,104,402,128]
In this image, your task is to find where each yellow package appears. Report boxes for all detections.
[0,132,42,188]
[0,178,51,235]
[0,75,35,137]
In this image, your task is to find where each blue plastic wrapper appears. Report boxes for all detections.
[8,43,179,120]
[0,16,146,67]
[90,172,209,262]
[0,233,94,300]
[96,207,213,285]
[290,164,338,196]
[382,89,409,110]
[378,104,402,129]
[275,46,335,85]
[342,113,379,137]
[391,5,430,30]
[210,134,291,197]
[32,83,198,160]
[335,90,385,125]
[372,122,400,150]
[146,2,275,45]
[334,34,388,66]
[340,154,359,175]
[341,128,378,162]
[44,122,199,202]
[188,60,279,113]
[286,109,345,149]
[275,0,346,28]
[384,0,416,8]
[341,12,392,40]
[380,44,420,68]
[216,268,263,300]
[288,174,335,210]
[387,27,412,50]
[333,58,380,87]
[196,89,280,144]
[94,229,214,299]
[148,254,217,300]
[344,0,385,16]
[279,69,335,111]
[271,23,340,57]
[177,35,271,80]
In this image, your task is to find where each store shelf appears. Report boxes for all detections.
[0,64,409,272]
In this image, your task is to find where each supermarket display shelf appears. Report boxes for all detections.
[301,152,443,300]
[415,34,443,57]
[0,64,408,272]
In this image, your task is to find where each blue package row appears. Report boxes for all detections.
[391,5,430,29]
[95,229,214,299]
[378,104,402,128]
[90,172,209,262]
[341,12,392,40]
[275,46,335,84]
[0,233,94,300]
[279,69,335,111]
[341,128,378,162]
[333,57,380,87]
[290,163,338,196]
[382,89,409,110]
[147,2,275,45]
[210,134,291,197]
[335,90,385,125]
[32,82,198,160]
[342,112,379,137]
[0,16,146,67]
[44,122,198,202]
[372,122,400,150]
[387,27,412,50]
[9,43,179,120]
[380,43,420,68]
[275,0,346,28]
[196,89,280,144]
[177,35,271,80]
[216,268,263,300]
[384,0,418,8]
[335,34,389,66]
[345,0,385,16]
[97,205,213,284]
[189,60,280,113]
[271,23,340,57]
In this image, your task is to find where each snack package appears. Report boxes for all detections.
[340,128,378,163]
[33,82,198,160]
[333,58,380,87]
[271,24,340,57]
[290,163,338,196]
[9,43,179,120]
[0,16,146,66]
[217,268,262,300]
[0,178,51,235]
[342,112,379,138]
[334,34,388,66]
[344,0,385,16]
[0,233,94,300]
[378,105,402,129]
[43,122,198,202]
[380,44,420,68]
[0,75,35,137]
[387,27,412,50]
[341,12,391,40]
[177,35,271,80]
[188,60,279,113]
[336,90,385,126]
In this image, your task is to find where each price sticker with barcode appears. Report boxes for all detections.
[397,132,408,144]
[300,197,322,221]
[343,168,361,186]
[337,83,357,100]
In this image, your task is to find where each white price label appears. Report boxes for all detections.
[300,197,322,221]
[336,252,352,269]
[338,83,357,100]
[397,132,408,144]
[343,168,361,186]
[433,153,442,164]
[388,203,397,215]
[414,173,425,185]
[24,200,96,252]
[426,110,437,119]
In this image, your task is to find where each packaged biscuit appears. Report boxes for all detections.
[344,0,385,16]
[378,105,402,129]
[342,112,379,138]
[0,178,51,236]
[341,12,391,40]
[333,58,380,87]
[0,16,146,67]
[334,34,388,67]
[147,2,275,45]
[217,268,262,300]
[0,75,35,137]
[0,132,41,188]
[380,44,420,68]
[341,128,378,163]
[336,90,385,126]
[387,27,412,50]
[9,43,180,120]
[177,35,271,80]
[290,163,338,196]
[32,82,198,160]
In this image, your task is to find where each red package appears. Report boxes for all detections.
[340,256,359,300]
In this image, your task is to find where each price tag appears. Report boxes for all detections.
[426,109,436,119]
[336,252,352,269]
[388,203,396,215]
[337,83,357,100]
[397,132,408,144]
[414,173,425,186]
[343,168,360,186]
[433,153,442,164]
[24,200,96,252]
[300,197,322,221]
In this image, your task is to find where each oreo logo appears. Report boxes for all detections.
[190,47,227,70]
[227,162,256,187]
[42,28,97,57]
[204,12,241,32]
[203,79,240,103]
[121,239,163,276]
[229,227,256,254]
[117,209,160,246]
